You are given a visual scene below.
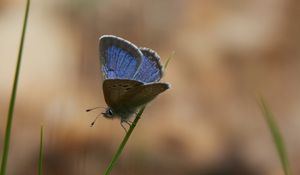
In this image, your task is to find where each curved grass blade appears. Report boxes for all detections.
[258,96,292,175]
[103,106,145,175]
[163,51,175,71]
[0,0,31,174]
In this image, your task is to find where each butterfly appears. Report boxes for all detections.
[99,35,170,127]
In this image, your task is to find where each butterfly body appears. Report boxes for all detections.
[99,35,169,121]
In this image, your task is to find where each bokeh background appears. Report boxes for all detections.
[1,0,300,174]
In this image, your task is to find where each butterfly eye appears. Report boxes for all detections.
[102,108,114,119]
[108,109,113,116]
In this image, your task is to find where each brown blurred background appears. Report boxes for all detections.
[0,0,300,174]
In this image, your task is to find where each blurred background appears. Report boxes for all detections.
[0,0,300,174]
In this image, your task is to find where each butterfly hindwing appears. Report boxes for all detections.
[103,79,143,109]
[100,35,143,79]
[133,48,163,83]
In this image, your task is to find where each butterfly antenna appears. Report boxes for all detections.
[86,106,105,112]
[90,114,102,127]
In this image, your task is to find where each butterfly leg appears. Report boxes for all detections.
[125,120,133,125]
[120,122,128,133]
[120,120,129,133]
[120,119,133,133]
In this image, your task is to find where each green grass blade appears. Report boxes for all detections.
[38,126,44,175]
[258,96,292,175]
[103,106,146,175]
[163,51,175,71]
[0,0,30,174]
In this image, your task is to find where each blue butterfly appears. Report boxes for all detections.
[99,35,170,125]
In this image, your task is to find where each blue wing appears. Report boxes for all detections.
[133,48,163,83]
[99,35,143,79]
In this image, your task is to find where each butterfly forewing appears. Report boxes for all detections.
[103,79,143,109]
[119,83,170,109]
[100,35,143,79]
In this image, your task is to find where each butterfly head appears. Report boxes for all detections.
[102,108,115,119]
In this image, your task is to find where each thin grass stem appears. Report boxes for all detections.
[258,96,292,175]
[103,106,145,175]
[164,51,175,71]
[38,126,44,175]
[0,0,30,174]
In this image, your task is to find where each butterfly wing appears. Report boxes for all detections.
[133,48,163,83]
[99,35,143,79]
[103,79,143,109]
[119,82,170,109]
